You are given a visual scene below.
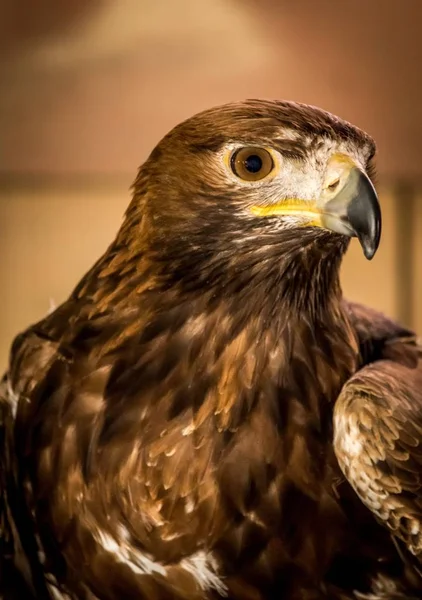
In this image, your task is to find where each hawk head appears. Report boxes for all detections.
[128,100,380,307]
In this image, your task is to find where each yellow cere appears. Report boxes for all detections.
[250,199,323,227]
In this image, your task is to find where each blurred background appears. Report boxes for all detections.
[1,0,422,369]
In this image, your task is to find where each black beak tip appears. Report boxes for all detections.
[362,238,378,260]
[346,171,382,261]
[360,210,381,260]
[359,207,381,260]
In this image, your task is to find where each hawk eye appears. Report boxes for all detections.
[231,147,274,182]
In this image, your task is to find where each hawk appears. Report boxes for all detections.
[1,100,422,600]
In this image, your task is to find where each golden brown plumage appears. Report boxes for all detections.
[1,100,421,599]
[334,333,422,559]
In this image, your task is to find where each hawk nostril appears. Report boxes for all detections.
[327,178,340,191]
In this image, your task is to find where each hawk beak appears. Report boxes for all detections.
[251,154,381,260]
[319,155,381,260]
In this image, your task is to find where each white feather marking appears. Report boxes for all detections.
[160,531,183,542]
[116,524,130,541]
[97,527,226,595]
[182,423,195,436]
[96,529,167,577]
[185,497,195,514]
[363,489,383,511]
[354,573,400,599]
[48,585,70,600]
[340,421,362,457]
[180,551,227,596]
[48,297,57,315]
[334,411,391,520]
[6,379,19,419]
[410,520,420,536]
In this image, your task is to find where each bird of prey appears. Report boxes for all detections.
[1,100,422,600]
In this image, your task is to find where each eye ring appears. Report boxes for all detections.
[230,147,274,182]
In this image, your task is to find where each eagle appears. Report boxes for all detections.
[1,99,422,600]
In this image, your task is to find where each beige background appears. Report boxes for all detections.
[1,0,421,370]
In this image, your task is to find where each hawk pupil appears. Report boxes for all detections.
[244,154,262,173]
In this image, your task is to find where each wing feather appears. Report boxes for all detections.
[334,353,422,558]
